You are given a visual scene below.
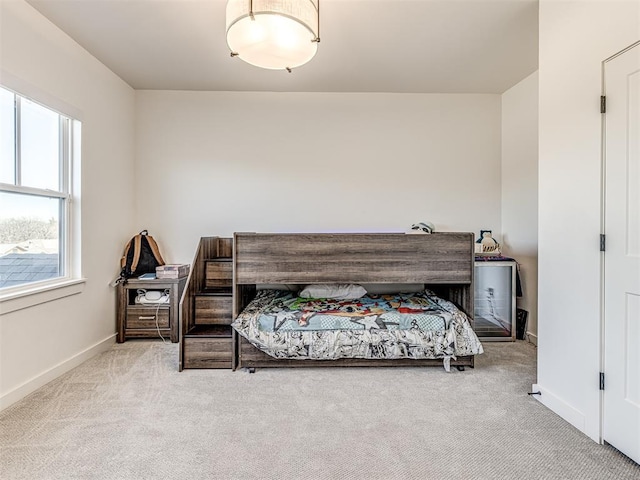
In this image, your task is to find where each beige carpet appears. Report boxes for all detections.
[1,341,638,480]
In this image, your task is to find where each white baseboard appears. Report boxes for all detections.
[526,332,538,345]
[0,334,116,411]
[531,383,590,437]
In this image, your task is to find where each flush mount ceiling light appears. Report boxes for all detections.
[226,0,320,72]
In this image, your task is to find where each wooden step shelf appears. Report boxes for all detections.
[205,259,232,289]
[182,325,233,369]
[195,292,233,325]
[179,237,235,371]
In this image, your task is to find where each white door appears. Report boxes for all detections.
[603,42,640,465]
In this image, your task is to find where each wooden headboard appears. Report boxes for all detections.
[233,232,474,317]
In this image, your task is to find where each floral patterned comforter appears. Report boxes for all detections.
[232,289,483,370]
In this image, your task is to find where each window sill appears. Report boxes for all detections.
[0,278,86,315]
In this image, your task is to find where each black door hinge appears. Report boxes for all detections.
[600,234,606,252]
[600,372,605,391]
[601,96,606,114]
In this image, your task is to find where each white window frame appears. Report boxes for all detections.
[0,86,83,313]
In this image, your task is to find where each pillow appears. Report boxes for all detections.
[299,284,367,300]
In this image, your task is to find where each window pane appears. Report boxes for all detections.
[20,98,60,190]
[0,191,62,289]
[0,87,15,184]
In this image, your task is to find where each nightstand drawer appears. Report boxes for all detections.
[195,295,233,325]
[183,337,232,368]
[126,307,169,329]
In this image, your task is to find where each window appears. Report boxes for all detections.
[0,86,79,294]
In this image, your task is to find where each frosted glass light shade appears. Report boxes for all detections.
[226,0,319,70]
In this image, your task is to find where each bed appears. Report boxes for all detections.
[231,232,483,371]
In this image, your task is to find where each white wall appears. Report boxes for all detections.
[537,0,639,441]
[0,0,530,412]
[135,91,503,264]
[501,71,539,341]
[0,0,136,408]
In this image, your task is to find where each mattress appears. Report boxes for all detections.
[232,289,483,370]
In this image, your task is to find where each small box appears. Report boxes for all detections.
[156,264,190,279]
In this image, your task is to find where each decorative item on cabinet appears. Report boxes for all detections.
[475,230,502,256]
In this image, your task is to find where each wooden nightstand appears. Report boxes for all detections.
[116,276,187,343]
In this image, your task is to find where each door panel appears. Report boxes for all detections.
[625,293,640,407]
[603,42,640,465]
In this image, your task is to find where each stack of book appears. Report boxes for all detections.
[156,264,190,279]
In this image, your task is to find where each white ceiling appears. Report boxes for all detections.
[25,0,539,94]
